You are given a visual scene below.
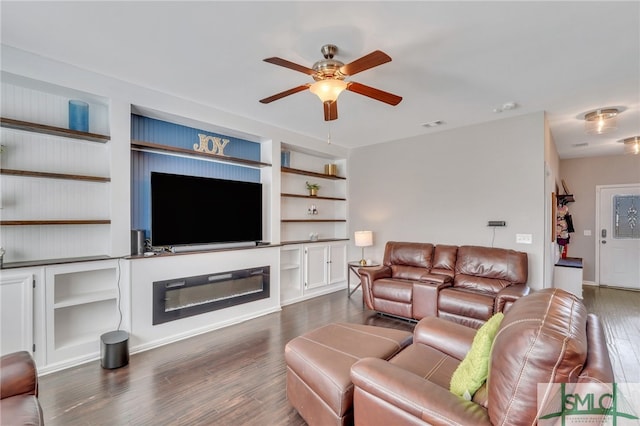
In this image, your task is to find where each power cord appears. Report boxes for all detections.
[116,258,123,331]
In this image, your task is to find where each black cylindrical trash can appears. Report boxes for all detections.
[100,330,129,369]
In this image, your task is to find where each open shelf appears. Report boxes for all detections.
[53,289,118,309]
[131,139,271,168]
[1,220,111,226]
[282,166,346,180]
[281,193,346,201]
[0,168,111,183]
[1,117,110,143]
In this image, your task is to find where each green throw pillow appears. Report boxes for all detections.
[449,313,504,400]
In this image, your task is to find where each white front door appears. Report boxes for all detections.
[597,184,640,289]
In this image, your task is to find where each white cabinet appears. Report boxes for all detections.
[553,257,583,298]
[0,273,33,356]
[44,259,126,369]
[303,242,347,294]
[280,242,347,305]
[304,244,329,290]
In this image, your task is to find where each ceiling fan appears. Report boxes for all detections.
[259,44,402,121]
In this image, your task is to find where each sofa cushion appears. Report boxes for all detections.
[449,313,504,399]
[383,241,434,270]
[438,288,494,321]
[488,289,588,426]
[389,344,459,390]
[455,245,528,285]
[431,245,458,278]
[372,279,413,303]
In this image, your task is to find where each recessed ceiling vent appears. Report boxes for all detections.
[422,120,444,128]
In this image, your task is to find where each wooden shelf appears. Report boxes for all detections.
[131,139,271,168]
[281,193,346,201]
[1,117,110,143]
[1,220,111,226]
[281,238,349,245]
[282,167,346,180]
[0,168,110,182]
[281,219,347,223]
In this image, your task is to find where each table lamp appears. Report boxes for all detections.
[354,231,373,266]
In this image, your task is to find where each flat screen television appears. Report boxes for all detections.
[151,172,262,247]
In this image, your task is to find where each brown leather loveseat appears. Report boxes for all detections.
[359,241,529,328]
[350,288,615,425]
[0,351,44,425]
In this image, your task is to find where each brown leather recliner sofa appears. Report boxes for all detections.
[0,351,44,425]
[350,288,615,425]
[359,241,530,328]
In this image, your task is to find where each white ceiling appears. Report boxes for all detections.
[2,1,639,159]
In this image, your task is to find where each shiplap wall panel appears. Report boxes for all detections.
[1,82,109,136]
[2,225,110,262]
[130,115,262,237]
[1,81,111,263]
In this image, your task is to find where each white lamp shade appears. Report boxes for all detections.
[309,79,348,103]
[354,231,373,247]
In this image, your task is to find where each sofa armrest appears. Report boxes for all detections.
[351,358,491,426]
[0,351,38,399]
[413,317,476,361]
[494,283,530,313]
[412,279,452,320]
[359,266,391,310]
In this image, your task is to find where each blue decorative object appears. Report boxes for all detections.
[68,100,89,132]
[281,150,291,168]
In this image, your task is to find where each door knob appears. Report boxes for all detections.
[601,240,607,244]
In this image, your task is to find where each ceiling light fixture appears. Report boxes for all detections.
[584,108,619,135]
[621,136,640,155]
[309,79,348,103]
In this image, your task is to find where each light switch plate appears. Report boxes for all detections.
[516,233,533,244]
[584,229,592,236]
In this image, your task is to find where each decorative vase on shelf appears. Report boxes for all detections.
[306,181,319,197]
[68,100,89,132]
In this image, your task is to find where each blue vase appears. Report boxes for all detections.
[281,150,290,168]
[68,100,89,132]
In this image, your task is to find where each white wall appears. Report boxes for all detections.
[348,112,547,289]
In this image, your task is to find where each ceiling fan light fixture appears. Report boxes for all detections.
[584,108,619,135]
[621,136,640,155]
[309,79,348,103]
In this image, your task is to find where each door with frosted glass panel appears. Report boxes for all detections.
[598,185,640,289]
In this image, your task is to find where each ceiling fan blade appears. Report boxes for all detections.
[259,84,310,104]
[323,101,338,121]
[346,82,402,106]
[340,50,391,76]
[263,57,316,75]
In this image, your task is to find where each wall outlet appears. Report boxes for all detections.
[487,221,506,227]
[516,233,533,244]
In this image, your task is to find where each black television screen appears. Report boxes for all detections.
[151,172,262,247]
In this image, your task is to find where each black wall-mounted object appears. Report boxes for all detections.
[487,221,507,227]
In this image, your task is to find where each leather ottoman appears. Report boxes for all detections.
[285,322,413,426]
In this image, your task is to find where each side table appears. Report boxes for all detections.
[348,261,380,298]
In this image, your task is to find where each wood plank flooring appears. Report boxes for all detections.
[37,286,639,425]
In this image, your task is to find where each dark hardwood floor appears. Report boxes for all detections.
[38,286,639,425]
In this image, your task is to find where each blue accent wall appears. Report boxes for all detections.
[131,114,261,236]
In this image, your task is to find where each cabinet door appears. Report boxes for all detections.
[328,243,347,285]
[304,245,328,290]
[0,274,33,355]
